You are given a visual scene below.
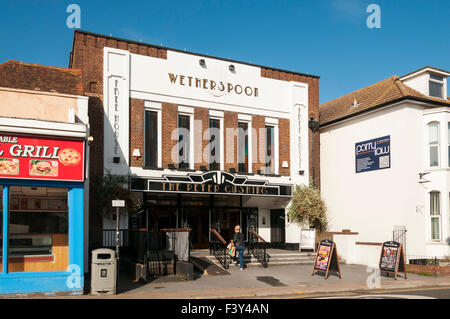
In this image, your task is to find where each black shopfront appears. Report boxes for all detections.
[130,171,292,248]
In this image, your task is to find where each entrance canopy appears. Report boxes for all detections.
[130,171,292,197]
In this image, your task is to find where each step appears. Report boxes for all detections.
[219,260,315,268]
[205,256,316,268]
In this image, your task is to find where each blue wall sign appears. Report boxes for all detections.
[355,135,390,173]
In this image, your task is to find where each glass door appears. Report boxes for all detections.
[241,208,258,242]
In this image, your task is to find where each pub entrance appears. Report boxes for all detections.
[186,207,209,249]
[134,193,258,248]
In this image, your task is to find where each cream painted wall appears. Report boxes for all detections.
[0,87,81,123]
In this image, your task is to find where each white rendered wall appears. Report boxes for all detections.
[402,73,429,96]
[321,101,450,265]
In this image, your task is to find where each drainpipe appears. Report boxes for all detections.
[308,118,320,187]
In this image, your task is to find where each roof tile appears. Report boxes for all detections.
[320,75,450,125]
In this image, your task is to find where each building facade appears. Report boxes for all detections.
[320,67,450,266]
[0,60,89,294]
[69,30,320,250]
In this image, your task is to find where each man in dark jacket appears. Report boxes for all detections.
[231,225,245,270]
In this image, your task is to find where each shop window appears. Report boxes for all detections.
[144,110,158,167]
[0,186,3,272]
[430,191,441,241]
[265,125,275,174]
[428,122,439,167]
[429,74,444,99]
[178,114,191,169]
[238,122,249,173]
[8,186,68,272]
[209,118,221,171]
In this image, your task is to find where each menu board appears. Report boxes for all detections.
[312,239,342,279]
[314,240,332,271]
[379,241,407,279]
[380,241,400,272]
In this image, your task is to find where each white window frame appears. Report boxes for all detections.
[178,105,194,170]
[427,121,440,168]
[429,191,441,241]
[237,114,253,174]
[208,110,224,171]
[144,101,162,168]
[428,74,444,99]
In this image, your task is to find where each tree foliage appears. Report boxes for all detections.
[90,170,137,217]
[287,184,328,232]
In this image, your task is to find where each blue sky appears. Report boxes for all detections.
[0,0,449,103]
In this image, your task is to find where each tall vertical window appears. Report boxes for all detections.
[144,110,158,168]
[209,118,221,170]
[238,122,249,173]
[429,74,444,99]
[430,191,441,241]
[178,114,191,169]
[265,125,275,174]
[428,122,439,167]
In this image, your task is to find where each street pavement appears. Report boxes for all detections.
[65,263,450,299]
[3,263,450,299]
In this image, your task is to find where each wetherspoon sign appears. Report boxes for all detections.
[0,134,85,182]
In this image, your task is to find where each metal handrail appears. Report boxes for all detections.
[210,229,227,244]
[209,229,230,269]
[249,229,268,268]
[250,229,267,243]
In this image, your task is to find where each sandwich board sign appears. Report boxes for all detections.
[379,241,407,280]
[312,239,342,279]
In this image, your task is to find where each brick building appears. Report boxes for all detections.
[69,30,320,250]
[0,60,89,294]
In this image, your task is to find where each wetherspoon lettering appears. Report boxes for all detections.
[168,73,258,97]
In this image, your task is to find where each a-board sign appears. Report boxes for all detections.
[300,229,316,251]
[312,239,342,279]
[379,241,407,280]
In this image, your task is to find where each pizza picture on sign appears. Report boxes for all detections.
[29,160,59,177]
[0,158,19,175]
[58,148,82,166]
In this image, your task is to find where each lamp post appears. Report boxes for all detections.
[112,199,125,294]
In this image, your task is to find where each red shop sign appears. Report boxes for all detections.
[0,133,85,182]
